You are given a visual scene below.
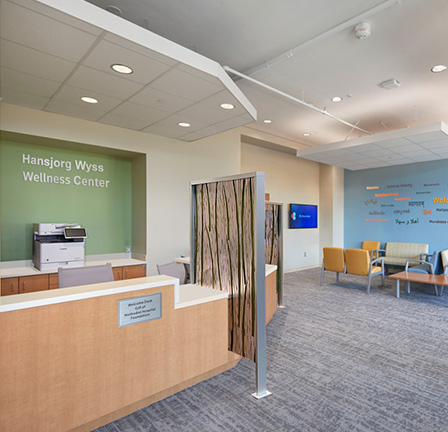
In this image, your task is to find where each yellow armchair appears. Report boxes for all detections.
[362,240,381,260]
[345,248,385,293]
[320,247,345,285]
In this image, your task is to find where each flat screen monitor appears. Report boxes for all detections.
[289,204,318,229]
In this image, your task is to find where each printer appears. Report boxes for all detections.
[33,223,87,271]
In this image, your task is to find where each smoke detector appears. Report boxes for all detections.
[354,22,371,40]
[379,79,401,90]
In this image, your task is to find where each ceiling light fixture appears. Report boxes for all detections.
[303,133,311,136]
[331,96,343,102]
[111,64,133,74]
[263,119,272,124]
[81,96,98,104]
[431,64,447,73]
[220,103,235,110]
[379,79,400,90]
[106,5,123,16]
[178,122,191,128]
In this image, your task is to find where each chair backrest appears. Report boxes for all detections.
[385,242,428,258]
[323,247,345,272]
[58,263,114,288]
[362,240,380,259]
[441,249,448,271]
[427,251,442,274]
[345,249,370,276]
[157,262,183,281]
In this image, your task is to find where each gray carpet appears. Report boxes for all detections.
[94,268,448,432]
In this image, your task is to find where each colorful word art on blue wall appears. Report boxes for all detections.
[345,159,448,251]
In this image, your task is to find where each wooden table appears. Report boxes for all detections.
[389,271,448,298]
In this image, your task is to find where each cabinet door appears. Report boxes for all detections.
[123,265,146,280]
[49,273,59,289]
[1,277,19,296]
[113,267,123,281]
[19,275,49,293]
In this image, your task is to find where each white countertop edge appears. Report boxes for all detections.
[0,258,147,278]
[0,276,179,313]
[175,284,228,309]
[265,264,277,276]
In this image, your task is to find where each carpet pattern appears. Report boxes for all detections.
[94,268,448,432]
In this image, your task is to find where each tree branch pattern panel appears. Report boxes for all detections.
[194,178,256,361]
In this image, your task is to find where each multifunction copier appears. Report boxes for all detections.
[33,223,87,271]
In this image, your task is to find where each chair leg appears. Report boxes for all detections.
[367,274,372,294]
[407,280,410,294]
[336,272,340,283]
[434,285,439,296]
[381,272,385,286]
[441,286,445,296]
[320,267,325,286]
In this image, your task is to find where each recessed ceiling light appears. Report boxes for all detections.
[263,119,272,124]
[106,5,123,16]
[81,96,98,104]
[331,96,343,102]
[220,103,235,110]
[303,133,311,137]
[111,64,133,74]
[178,122,191,128]
[431,64,447,73]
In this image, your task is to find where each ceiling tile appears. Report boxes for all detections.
[177,63,222,86]
[141,123,187,139]
[376,138,412,148]
[129,87,193,112]
[419,139,448,149]
[388,143,425,153]
[45,100,105,121]
[1,1,97,62]
[407,131,447,143]
[104,33,177,67]
[402,149,435,157]
[156,114,208,132]
[409,155,442,162]
[214,115,252,131]
[83,39,173,85]
[200,90,246,115]
[98,113,150,130]
[110,101,171,123]
[67,66,143,100]
[151,67,222,101]
[53,85,122,112]
[0,66,60,97]
[179,132,207,142]
[0,39,75,82]
[176,103,236,124]
[0,87,49,110]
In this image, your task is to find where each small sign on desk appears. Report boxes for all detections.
[118,293,162,327]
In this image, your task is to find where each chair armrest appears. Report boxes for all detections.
[444,266,448,276]
[420,253,431,261]
[405,259,434,273]
[372,249,385,257]
[370,257,384,271]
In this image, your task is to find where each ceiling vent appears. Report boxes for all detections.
[379,79,401,90]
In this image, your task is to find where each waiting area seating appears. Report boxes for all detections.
[362,240,380,259]
[404,250,442,296]
[376,242,429,270]
[321,247,384,293]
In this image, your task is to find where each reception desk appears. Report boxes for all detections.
[0,276,239,431]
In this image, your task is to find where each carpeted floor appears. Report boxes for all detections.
[94,268,448,432]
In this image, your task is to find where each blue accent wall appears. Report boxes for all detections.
[344,159,448,251]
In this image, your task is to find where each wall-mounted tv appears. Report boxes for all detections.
[289,204,318,229]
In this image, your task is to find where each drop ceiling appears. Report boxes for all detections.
[297,122,448,170]
[0,0,256,142]
[1,0,448,167]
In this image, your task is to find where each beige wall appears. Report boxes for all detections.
[241,142,321,271]
[0,104,241,274]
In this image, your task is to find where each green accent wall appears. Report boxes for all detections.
[1,140,132,261]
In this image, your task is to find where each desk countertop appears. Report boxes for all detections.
[1,258,146,278]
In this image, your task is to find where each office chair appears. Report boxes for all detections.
[157,262,183,283]
[58,263,114,288]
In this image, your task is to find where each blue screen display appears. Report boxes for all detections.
[289,204,318,229]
